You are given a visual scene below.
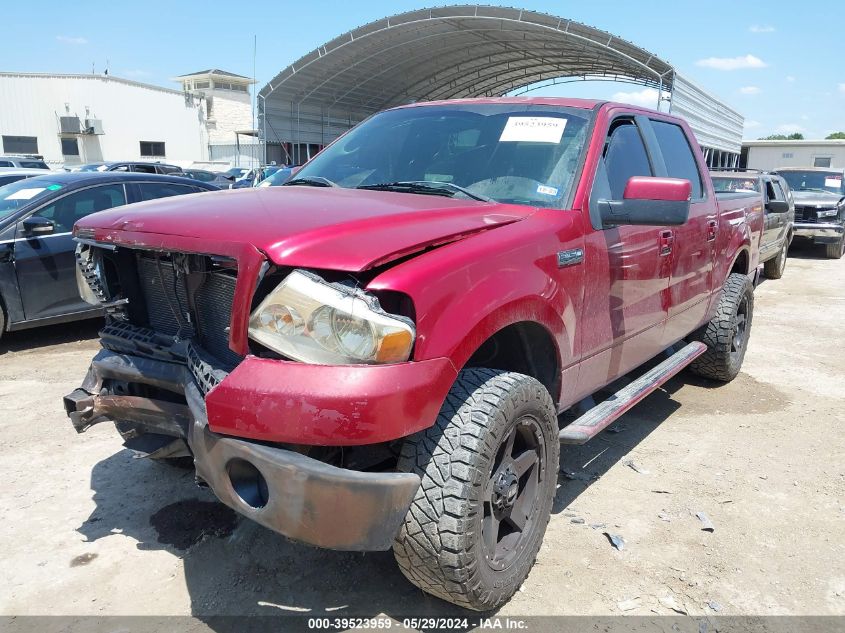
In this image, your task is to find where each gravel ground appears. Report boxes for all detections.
[0,242,843,622]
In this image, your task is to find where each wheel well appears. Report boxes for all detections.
[463,322,560,401]
[730,249,749,276]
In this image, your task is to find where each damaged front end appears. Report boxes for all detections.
[64,238,422,551]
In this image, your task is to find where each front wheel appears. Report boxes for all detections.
[689,272,754,382]
[393,369,559,611]
[824,235,845,259]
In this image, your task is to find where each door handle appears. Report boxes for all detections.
[707,220,718,242]
[659,230,674,256]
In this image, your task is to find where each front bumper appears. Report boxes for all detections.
[64,349,422,551]
[793,222,844,244]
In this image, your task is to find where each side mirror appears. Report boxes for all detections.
[598,176,691,227]
[22,216,56,236]
[766,200,790,214]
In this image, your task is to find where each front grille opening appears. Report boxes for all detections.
[102,378,186,405]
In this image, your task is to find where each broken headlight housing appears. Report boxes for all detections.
[248,270,415,365]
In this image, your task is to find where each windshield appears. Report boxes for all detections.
[0,178,63,219]
[777,170,844,195]
[712,176,761,194]
[224,167,249,178]
[293,104,592,209]
[73,163,105,172]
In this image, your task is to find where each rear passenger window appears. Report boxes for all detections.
[651,121,703,199]
[603,121,653,200]
[138,182,196,201]
[132,164,158,174]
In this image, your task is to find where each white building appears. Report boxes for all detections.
[174,69,258,167]
[742,140,845,171]
[0,72,211,168]
[0,69,258,170]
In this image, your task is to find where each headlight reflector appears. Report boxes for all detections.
[816,208,839,218]
[248,270,414,364]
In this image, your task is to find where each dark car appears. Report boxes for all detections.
[0,156,50,169]
[772,167,845,259]
[72,161,183,175]
[711,170,795,278]
[181,169,232,187]
[0,172,217,338]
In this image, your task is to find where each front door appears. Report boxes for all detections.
[14,184,126,320]
[576,117,671,397]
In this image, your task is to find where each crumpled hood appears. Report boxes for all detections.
[791,190,844,208]
[76,186,535,271]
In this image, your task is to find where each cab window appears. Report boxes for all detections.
[596,119,653,201]
[650,120,703,199]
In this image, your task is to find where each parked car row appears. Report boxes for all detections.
[710,166,845,261]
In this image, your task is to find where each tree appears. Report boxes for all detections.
[759,133,805,140]
[825,132,845,140]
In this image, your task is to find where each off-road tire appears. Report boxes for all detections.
[393,369,559,611]
[824,236,845,259]
[763,240,788,279]
[689,273,754,382]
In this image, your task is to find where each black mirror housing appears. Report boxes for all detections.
[598,198,691,226]
[22,216,55,236]
[766,200,790,214]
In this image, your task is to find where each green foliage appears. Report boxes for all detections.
[825,132,845,139]
[758,133,805,140]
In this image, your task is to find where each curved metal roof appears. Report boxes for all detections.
[260,5,675,110]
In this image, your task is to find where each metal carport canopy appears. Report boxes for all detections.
[259,5,740,159]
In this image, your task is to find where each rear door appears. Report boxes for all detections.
[767,178,790,252]
[13,184,127,320]
[646,118,716,343]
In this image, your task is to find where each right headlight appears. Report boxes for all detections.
[248,270,415,365]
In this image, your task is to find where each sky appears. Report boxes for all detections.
[2,0,843,140]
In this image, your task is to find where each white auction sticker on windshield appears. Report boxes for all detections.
[499,117,567,143]
[5,187,46,200]
[824,177,842,188]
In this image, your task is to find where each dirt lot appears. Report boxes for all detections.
[0,243,843,622]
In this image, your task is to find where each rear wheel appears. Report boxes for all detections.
[393,369,559,610]
[689,273,754,382]
[763,240,788,279]
[824,236,845,259]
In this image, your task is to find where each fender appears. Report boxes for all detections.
[369,209,583,391]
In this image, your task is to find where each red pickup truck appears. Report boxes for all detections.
[65,98,762,610]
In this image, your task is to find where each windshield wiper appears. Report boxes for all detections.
[281,176,337,188]
[357,181,493,202]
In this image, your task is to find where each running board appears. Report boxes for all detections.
[558,342,707,445]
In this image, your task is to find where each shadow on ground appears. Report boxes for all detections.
[77,370,699,627]
[787,239,831,260]
[0,318,102,355]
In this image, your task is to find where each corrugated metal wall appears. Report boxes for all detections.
[670,74,744,158]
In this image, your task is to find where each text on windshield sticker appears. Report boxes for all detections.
[825,177,842,188]
[499,117,567,144]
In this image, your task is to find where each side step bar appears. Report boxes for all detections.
[559,342,707,445]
